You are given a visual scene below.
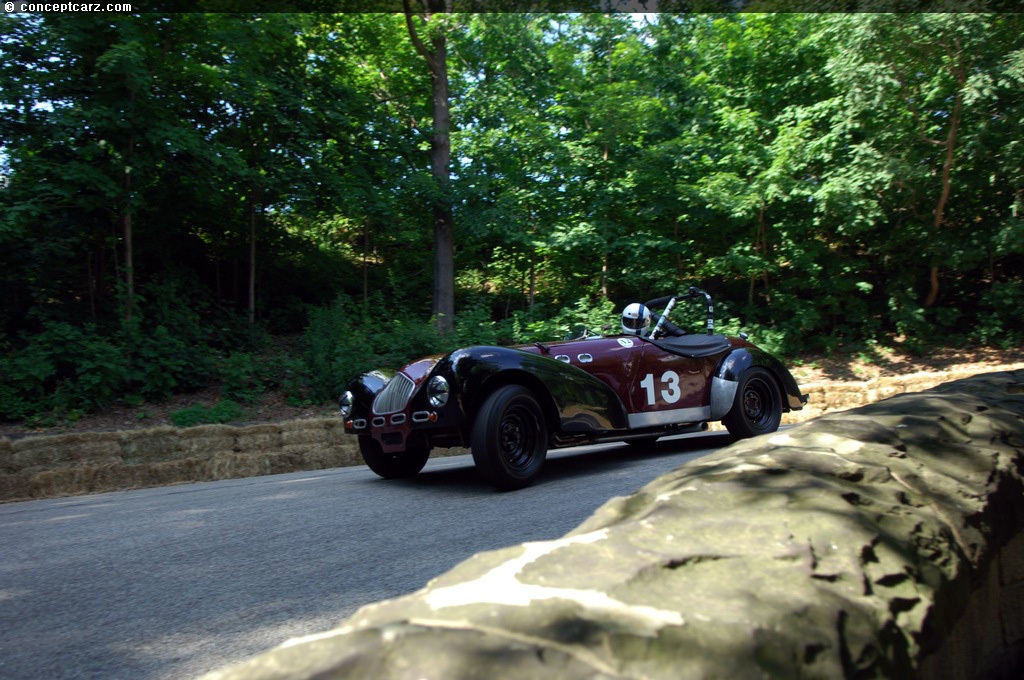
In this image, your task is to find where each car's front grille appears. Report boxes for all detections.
[373,373,415,415]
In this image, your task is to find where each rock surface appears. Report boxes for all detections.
[203,370,1024,680]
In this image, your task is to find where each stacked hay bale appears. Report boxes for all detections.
[785,365,1024,425]
[0,419,364,502]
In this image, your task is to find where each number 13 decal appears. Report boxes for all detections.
[639,371,682,405]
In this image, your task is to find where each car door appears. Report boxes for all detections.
[626,339,713,428]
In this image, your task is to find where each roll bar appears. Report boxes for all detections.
[644,287,714,338]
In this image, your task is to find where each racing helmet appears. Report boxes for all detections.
[621,303,651,336]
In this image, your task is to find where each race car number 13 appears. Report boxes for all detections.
[639,371,681,405]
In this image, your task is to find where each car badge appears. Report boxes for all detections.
[617,338,635,348]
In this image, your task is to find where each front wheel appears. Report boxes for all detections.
[722,367,783,439]
[471,385,548,490]
[358,436,430,479]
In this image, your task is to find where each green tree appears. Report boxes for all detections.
[822,13,1020,312]
[0,13,228,325]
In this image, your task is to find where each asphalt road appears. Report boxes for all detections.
[0,432,730,680]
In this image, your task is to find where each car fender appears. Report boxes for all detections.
[343,369,394,423]
[440,346,630,433]
[710,347,805,420]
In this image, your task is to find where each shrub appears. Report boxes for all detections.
[0,322,128,421]
[512,296,618,343]
[972,281,1024,347]
[220,351,268,404]
[170,400,247,427]
[302,296,380,403]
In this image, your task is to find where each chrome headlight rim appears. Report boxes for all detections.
[338,390,355,418]
[427,375,450,408]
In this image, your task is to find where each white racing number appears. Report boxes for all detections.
[639,370,682,405]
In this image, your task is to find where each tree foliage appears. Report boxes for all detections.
[2,11,1022,420]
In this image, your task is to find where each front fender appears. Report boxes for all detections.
[441,346,630,433]
[711,348,805,419]
[344,369,393,423]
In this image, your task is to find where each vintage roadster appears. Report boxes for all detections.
[339,288,806,490]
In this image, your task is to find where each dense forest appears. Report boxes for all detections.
[1,10,1022,424]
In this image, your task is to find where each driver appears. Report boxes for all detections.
[626,296,690,338]
[621,303,651,336]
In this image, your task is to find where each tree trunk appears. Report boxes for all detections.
[529,246,536,310]
[121,130,135,322]
[750,202,770,305]
[923,39,965,308]
[405,0,455,335]
[362,218,370,309]
[248,193,257,325]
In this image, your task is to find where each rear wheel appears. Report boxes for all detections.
[358,436,430,479]
[471,385,548,490]
[723,367,783,439]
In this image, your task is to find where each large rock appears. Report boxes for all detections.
[203,370,1024,680]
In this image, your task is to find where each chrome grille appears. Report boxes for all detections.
[372,373,415,415]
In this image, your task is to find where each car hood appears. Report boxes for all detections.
[398,355,443,385]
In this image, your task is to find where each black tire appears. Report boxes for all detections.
[471,385,548,490]
[722,367,783,439]
[358,436,430,479]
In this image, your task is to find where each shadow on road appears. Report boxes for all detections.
[390,431,735,491]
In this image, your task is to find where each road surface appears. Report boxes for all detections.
[0,432,730,679]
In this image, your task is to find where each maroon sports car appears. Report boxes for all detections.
[339,288,806,490]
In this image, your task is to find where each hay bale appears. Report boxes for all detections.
[125,457,223,488]
[27,468,81,498]
[27,458,175,497]
[0,473,30,502]
[820,381,869,411]
[279,421,334,464]
[235,424,283,454]
[280,419,332,447]
[0,438,16,474]
[10,432,123,471]
[204,451,273,480]
[178,424,237,458]
[10,435,66,470]
[119,427,182,463]
[870,378,907,402]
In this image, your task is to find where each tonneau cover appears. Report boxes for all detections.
[646,334,732,358]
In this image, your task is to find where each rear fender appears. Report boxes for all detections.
[711,348,805,419]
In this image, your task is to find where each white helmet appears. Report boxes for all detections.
[621,303,651,336]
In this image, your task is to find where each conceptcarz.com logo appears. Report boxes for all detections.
[5,2,133,11]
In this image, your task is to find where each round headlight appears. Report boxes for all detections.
[338,390,354,418]
[427,375,450,408]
